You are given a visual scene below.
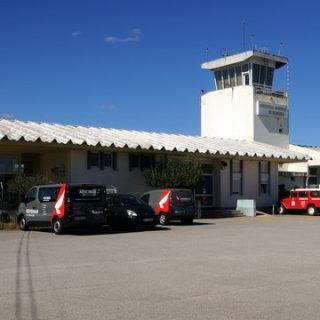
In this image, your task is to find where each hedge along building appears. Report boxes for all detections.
[0,119,306,209]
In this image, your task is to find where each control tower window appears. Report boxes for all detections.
[229,68,236,86]
[253,64,259,84]
[242,64,249,72]
[266,67,274,87]
[260,66,266,85]
[215,70,223,89]
[236,66,242,85]
[252,63,274,88]
[222,69,230,88]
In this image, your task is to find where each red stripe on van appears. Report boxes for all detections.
[51,184,66,220]
[155,189,171,214]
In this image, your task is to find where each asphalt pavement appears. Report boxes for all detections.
[1,215,320,320]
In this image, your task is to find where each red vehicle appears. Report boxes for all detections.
[279,188,320,216]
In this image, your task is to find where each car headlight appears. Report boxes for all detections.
[127,209,138,218]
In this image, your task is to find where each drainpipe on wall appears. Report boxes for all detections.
[0,182,3,201]
[305,168,309,188]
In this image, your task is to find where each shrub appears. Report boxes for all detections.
[145,158,202,189]
[7,174,49,199]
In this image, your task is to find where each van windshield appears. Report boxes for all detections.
[172,190,193,204]
[71,186,103,202]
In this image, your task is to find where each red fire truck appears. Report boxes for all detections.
[279,188,320,216]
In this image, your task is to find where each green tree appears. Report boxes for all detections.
[145,158,202,189]
[7,174,49,200]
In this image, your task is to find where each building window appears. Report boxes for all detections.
[0,156,19,174]
[129,154,154,171]
[87,151,99,168]
[195,164,214,207]
[87,151,117,170]
[129,154,140,171]
[100,152,112,168]
[141,155,153,170]
[230,159,243,195]
[259,161,270,195]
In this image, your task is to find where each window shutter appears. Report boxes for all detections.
[258,161,261,196]
[112,152,117,171]
[268,161,271,195]
[230,160,233,196]
[240,160,243,196]
[87,151,91,170]
[140,155,144,171]
[99,152,104,170]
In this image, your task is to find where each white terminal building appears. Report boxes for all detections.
[0,49,314,211]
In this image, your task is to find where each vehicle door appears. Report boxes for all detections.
[297,191,308,210]
[69,185,105,218]
[284,191,298,209]
[38,186,60,224]
[171,190,195,214]
[105,195,117,218]
[24,187,39,223]
[310,191,320,208]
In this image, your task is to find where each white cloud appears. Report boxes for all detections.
[1,113,14,119]
[71,31,82,37]
[104,28,141,44]
[100,105,116,112]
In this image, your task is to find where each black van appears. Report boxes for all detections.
[17,184,107,234]
[141,189,196,225]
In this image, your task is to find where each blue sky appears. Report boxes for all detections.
[0,0,319,146]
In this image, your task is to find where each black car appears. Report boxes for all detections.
[105,193,157,228]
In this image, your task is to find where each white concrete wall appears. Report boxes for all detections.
[70,150,149,195]
[278,175,306,190]
[40,150,71,183]
[201,86,254,140]
[201,86,289,148]
[219,159,278,208]
[254,93,289,148]
[69,150,279,208]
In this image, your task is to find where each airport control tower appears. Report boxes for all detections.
[201,50,289,148]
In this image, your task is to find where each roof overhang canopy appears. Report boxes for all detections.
[0,119,308,163]
[202,50,288,71]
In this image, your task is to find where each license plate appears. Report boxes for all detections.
[74,216,86,221]
[143,218,154,222]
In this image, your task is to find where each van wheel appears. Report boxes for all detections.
[278,205,286,215]
[159,214,168,226]
[18,215,29,231]
[53,218,64,234]
[307,205,317,216]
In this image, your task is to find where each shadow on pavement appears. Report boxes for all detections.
[33,224,171,236]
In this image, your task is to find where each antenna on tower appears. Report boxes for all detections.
[242,19,246,51]
[250,34,255,50]
[220,48,228,57]
[286,61,290,94]
[278,42,284,56]
[205,48,209,61]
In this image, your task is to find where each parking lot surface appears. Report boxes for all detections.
[1,215,320,320]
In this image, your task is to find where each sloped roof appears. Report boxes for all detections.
[0,119,308,162]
